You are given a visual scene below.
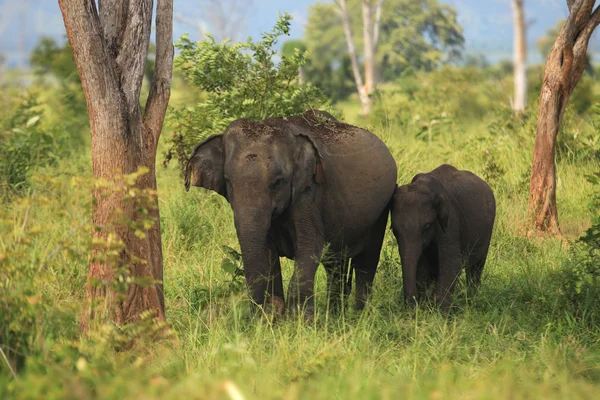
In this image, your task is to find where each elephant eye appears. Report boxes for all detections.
[271,177,284,189]
[423,223,431,231]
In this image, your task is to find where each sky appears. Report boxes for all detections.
[0,0,594,68]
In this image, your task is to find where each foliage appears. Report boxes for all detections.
[368,66,502,138]
[304,0,464,94]
[0,91,76,197]
[164,13,330,171]
[0,169,172,385]
[554,102,600,162]
[220,245,245,292]
[559,172,600,322]
[30,37,79,84]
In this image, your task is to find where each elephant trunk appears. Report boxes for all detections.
[398,241,421,305]
[233,203,272,306]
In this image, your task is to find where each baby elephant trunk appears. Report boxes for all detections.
[398,241,421,305]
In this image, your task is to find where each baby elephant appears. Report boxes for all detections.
[391,164,496,310]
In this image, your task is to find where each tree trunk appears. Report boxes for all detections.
[529,0,600,235]
[58,0,174,331]
[338,0,371,115]
[362,0,376,96]
[373,0,384,87]
[511,0,527,113]
[298,66,306,84]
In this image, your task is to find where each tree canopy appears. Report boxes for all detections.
[304,0,464,88]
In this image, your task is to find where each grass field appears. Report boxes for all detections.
[2,90,600,399]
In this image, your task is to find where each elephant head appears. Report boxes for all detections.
[184,117,326,305]
[391,175,449,301]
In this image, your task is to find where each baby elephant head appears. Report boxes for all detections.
[392,176,449,244]
[391,175,450,288]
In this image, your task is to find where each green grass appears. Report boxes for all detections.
[2,97,600,399]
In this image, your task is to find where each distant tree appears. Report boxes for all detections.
[58,0,174,331]
[175,0,253,42]
[334,0,384,114]
[464,53,490,69]
[529,0,600,235]
[30,37,79,83]
[31,37,157,88]
[511,0,527,114]
[305,0,463,106]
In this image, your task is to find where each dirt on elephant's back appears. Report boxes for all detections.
[282,111,363,144]
[231,110,364,146]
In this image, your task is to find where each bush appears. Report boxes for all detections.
[559,172,600,322]
[164,13,331,172]
[369,66,505,138]
[0,92,63,196]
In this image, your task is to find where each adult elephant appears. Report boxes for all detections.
[185,110,397,318]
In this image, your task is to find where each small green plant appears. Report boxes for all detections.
[165,13,330,172]
[220,245,245,292]
[414,112,453,143]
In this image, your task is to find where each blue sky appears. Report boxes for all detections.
[0,0,593,67]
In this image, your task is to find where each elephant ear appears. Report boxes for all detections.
[184,134,226,197]
[411,173,426,184]
[434,192,450,233]
[289,127,326,184]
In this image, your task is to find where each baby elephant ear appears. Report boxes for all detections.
[184,134,226,197]
[434,192,450,232]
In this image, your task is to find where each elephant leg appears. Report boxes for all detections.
[287,253,321,320]
[354,209,389,311]
[465,257,486,296]
[435,244,462,311]
[324,253,349,315]
[264,237,285,316]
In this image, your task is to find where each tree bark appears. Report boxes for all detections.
[58,0,173,331]
[511,0,527,113]
[529,0,600,235]
[337,0,371,114]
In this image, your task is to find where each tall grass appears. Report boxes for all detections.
[2,88,600,399]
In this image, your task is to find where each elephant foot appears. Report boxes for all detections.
[286,296,315,323]
[263,296,285,322]
[404,294,418,308]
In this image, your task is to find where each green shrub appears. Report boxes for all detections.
[369,66,505,138]
[559,172,600,322]
[0,91,80,198]
[164,13,331,172]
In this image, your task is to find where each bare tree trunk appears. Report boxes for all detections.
[529,0,600,235]
[373,0,384,86]
[362,0,376,96]
[58,0,174,331]
[298,66,306,84]
[512,0,527,113]
[337,0,371,114]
